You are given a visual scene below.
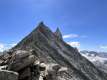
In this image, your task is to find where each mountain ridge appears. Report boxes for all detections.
[81,50,107,73]
[11,22,107,80]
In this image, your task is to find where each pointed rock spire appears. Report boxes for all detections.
[36,21,46,30]
[34,21,50,34]
[38,21,45,27]
[31,21,46,34]
[35,21,55,40]
[55,27,63,40]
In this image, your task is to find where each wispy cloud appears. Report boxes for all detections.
[63,34,87,39]
[67,42,80,48]
[0,43,17,52]
[63,34,79,39]
[100,45,107,49]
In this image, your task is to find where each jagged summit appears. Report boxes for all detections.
[33,21,49,33]
[38,21,44,26]
[13,22,55,50]
[11,22,107,80]
[36,21,47,29]
[54,27,63,40]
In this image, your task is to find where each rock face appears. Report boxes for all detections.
[81,50,107,73]
[54,28,63,40]
[8,50,35,72]
[10,22,107,80]
[0,70,18,80]
[0,22,107,80]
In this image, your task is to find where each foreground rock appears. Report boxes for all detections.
[8,54,35,71]
[0,70,18,80]
[6,50,36,80]
[0,49,69,80]
[0,50,36,80]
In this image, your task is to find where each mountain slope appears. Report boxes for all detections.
[81,50,107,73]
[12,22,107,80]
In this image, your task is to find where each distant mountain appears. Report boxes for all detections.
[80,50,107,73]
[10,22,107,80]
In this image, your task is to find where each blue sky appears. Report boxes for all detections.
[0,0,107,52]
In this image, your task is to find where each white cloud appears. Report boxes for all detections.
[67,42,80,48]
[63,34,79,39]
[100,45,107,49]
[0,43,17,52]
[8,43,17,47]
[63,34,87,39]
[0,43,5,52]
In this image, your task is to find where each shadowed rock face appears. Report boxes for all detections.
[12,22,107,80]
[0,70,18,80]
[54,28,63,40]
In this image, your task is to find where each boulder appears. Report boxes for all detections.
[19,67,31,80]
[39,63,46,71]
[8,55,35,72]
[14,50,30,59]
[0,70,18,80]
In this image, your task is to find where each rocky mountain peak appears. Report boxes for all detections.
[34,22,55,40]
[54,27,63,40]
[38,21,44,25]
[36,21,45,29]
[1,22,107,80]
[36,22,50,32]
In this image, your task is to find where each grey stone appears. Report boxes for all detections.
[0,70,18,80]
[19,67,31,80]
[8,55,35,72]
[5,22,107,80]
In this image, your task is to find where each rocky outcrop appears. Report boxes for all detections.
[54,28,63,40]
[6,50,36,80]
[0,70,18,80]
[0,49,67,80]
[11,22,107,80]
[7,50,35,72]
